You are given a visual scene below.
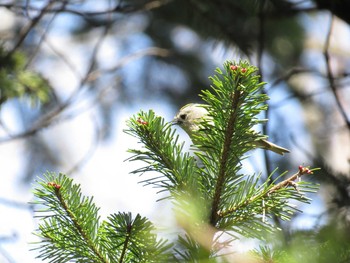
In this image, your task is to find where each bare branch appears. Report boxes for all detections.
[324,15,350,130]
[1,0,171,21]
[0,46,170,144]
[24,1,70,69]
[88,47,171,81]
[39,32,83,79]
[0,197,33,210]
[8,1,56,55]
[0,26,111,144]
[256,1,273,183]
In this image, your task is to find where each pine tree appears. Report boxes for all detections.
[31,60,318,262]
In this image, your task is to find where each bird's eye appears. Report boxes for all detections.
[180,114,187,120]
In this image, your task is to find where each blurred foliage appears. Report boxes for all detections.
[0,47,52,106]
[123,0,306,103]
[260,223,350,263]
[70,0,306,105]
[130,0,305,58]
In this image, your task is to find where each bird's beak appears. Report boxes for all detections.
[171,117,180,126]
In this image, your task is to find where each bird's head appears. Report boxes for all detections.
[172,103,209,135]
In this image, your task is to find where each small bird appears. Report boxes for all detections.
[173,103,290,155]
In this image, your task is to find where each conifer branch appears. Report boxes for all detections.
[122,60,318,261]
[100,212,172,262]
[210,90,242,226]
[118,219,132,263]
[33,175,109,263]
[29,60,319,262]
[125,111,198,192]
[33,173,172,262]
[53,185,109,263]
[217,166,316,219]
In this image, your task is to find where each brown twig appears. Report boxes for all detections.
[25,1,70,69]
[1,0,170,20]
[218,167,312,219]
[0,25,109,143]
[256,1,274,186]
[0,197,33,210]
[324,15,350,130]
[8,1,56,55]
[0,47,169,144]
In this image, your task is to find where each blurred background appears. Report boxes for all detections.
[0,0,349,262]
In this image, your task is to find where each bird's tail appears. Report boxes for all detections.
[254,139,290,155]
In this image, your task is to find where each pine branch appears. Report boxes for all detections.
[210,89,242,226]
[124,110,199,195]
[32,173,108,263]
[217,166,318,220]
[32,173,171,263]
[55,184,107,263]
[123,60,319,260]
[118,219,131,263]
[99,213,172,262]
[198,62,269,228]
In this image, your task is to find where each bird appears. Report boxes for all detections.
[173,103,289,155]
